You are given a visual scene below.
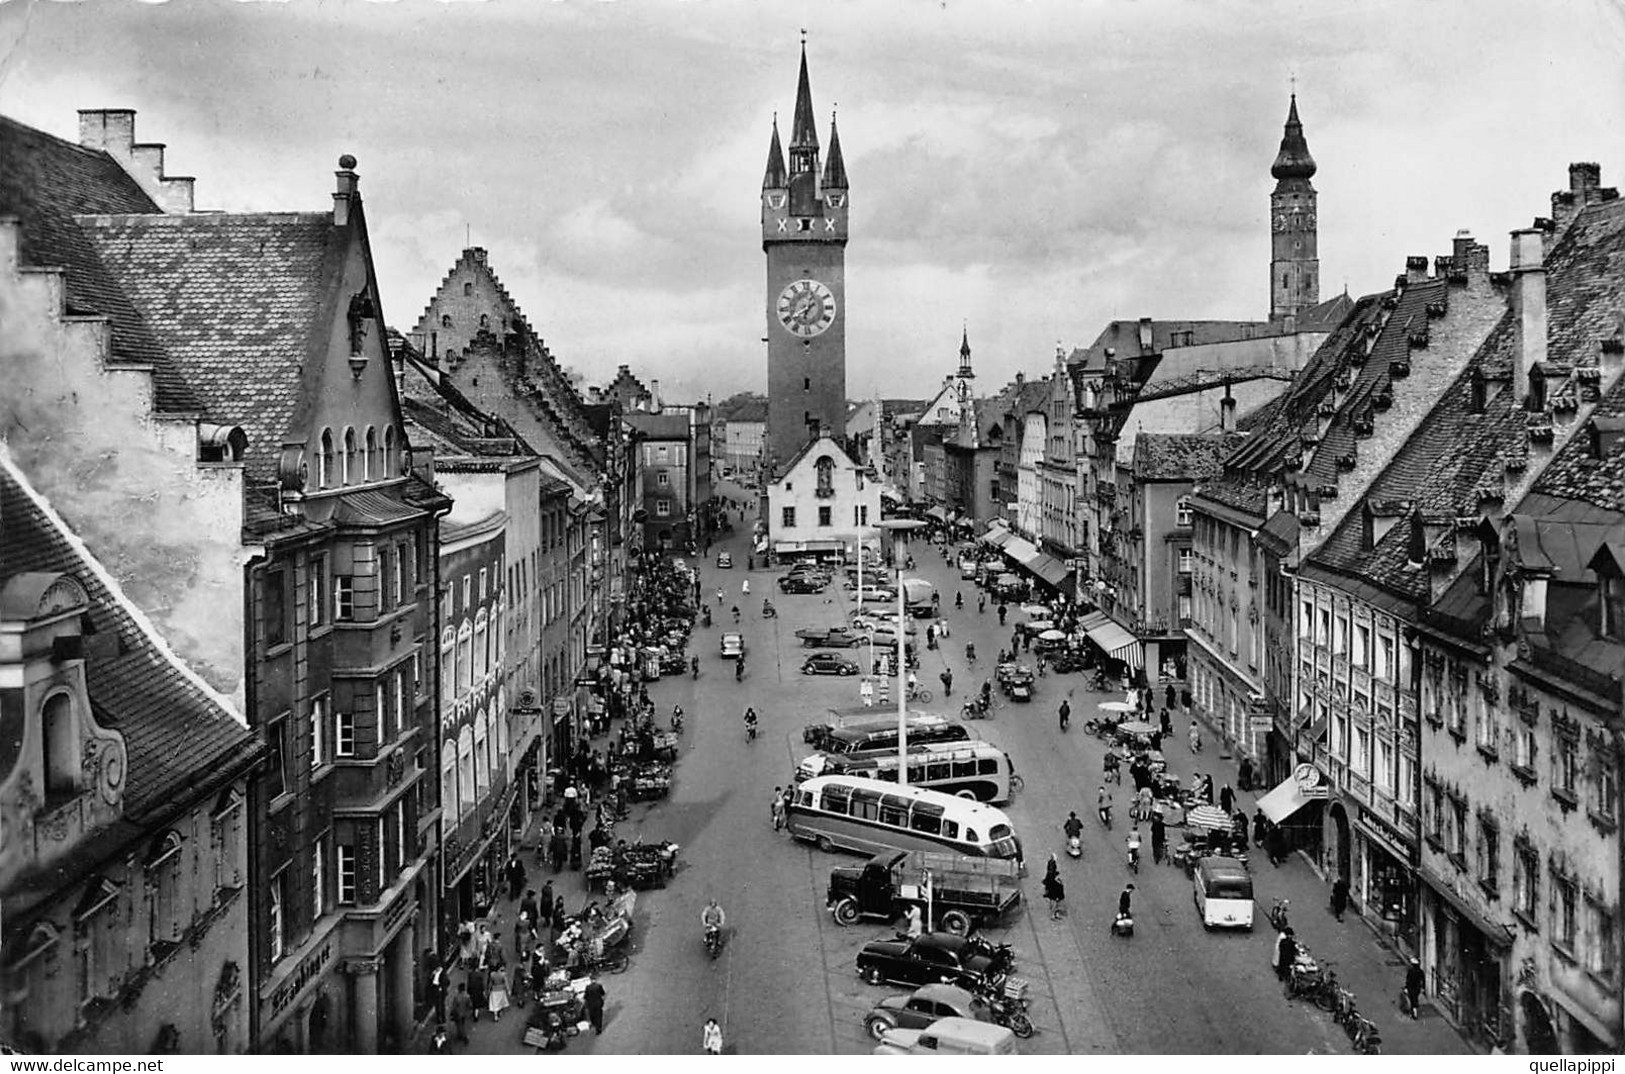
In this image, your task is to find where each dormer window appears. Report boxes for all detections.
[41,691,80,804]
[1603,571,1625,641]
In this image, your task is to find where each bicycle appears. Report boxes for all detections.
[1350,1014,1382,1054]
[908,686,934,703]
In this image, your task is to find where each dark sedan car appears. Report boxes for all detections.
[855,932,1001,990]
[778,573,827,594]
[802,652,860,676]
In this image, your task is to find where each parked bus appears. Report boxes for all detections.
[797,741,1021,804]
[786,775,1021,860]
[823,714,971,756]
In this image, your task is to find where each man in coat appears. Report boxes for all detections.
[584,977,607,1035]
[448,983,475,1043]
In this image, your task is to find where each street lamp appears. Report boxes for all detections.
[878,519,927,786]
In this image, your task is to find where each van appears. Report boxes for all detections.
[1194,856,1255,930]
[872,1017,1018,1055]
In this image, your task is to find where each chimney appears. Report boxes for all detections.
[333,154,359,227]
[1405,256,1429,284]
[78,109,136,157]
[1219,391,1237,434]
[649,379,662,413]
[1510,227,1547,404]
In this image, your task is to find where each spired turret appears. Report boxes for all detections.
[1271,94,1317,185]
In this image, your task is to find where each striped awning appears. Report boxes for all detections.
[982,524,1014,548]
[925,506,949,523]
[1084,617,1142,670]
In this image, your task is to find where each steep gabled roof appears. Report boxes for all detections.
[0,115,203,415]
[78,211,339,485]
[0,454,260,820]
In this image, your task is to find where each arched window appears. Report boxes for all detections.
[440,626,455,701]
[474,608,489,682]
[145,830,184,944]
[384,426,397,476]
[41,691,77,802]
[457,726,475,815]
[455,620,472,697]
[441,738,457,830]
[462,283,473,297]
[342,428,358,485]
[495,688,508,760]
[486,701,499,782]
[473,707,489,799]
[363,426,378,481]
[319,429,335,489]
[441,314,453,328]
[479,314,489,330]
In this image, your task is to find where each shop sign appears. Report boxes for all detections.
[1249,716,1274,733]
[269,941,332,1018]
[1294,763,1329,799]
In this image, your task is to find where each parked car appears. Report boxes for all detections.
[855,932,1003,991]
[720,632,745,659]
[864,984,992,1041]
[802,652,860,676]
[779,573,827,594]
[715,551,733,568]
[872,1018,1018,1056]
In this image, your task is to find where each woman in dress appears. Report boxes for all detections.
[487,964,510,1021]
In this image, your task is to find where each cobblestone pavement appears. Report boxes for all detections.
[432,485,1474,1055]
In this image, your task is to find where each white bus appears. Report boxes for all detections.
[786,775,1021,860]
[796,741,1021,804]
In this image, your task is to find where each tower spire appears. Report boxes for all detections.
[822,108,848,189]
[1270,92,1317,183]
[790,39,819,153]
[763,112,787,189]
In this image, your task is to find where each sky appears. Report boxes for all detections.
[3,0,1623,402]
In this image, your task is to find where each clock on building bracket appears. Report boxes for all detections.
[776,278,836,338]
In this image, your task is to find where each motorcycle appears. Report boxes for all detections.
[762,600,778,619]
[1268,897,1291,931]
[1126,841,1140,874]
[745,719,757,742]
[1066,833,1082,859]
[963,936,1017,976]
[704,924,724,960]
[962,696,992,721]
[976,983,1035,1039]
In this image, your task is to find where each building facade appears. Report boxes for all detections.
[766,436,881,560]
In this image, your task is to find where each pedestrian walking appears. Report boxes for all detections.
[1253,808,1267,847]
[505,854,527,900]
[584,978,607,1035]
[703,1018,724,1055]
[939,668,953,696]
[1058,698,1070,732]
[770,787,786,831]
[1188,721,1202,753]
[1160,708,1172,737]
[1201,774,1214,805]
[1331,876,1350,921]
[1266,823,1286,867]
[978,594,986,614]
[1219,782,1235,815]
[905,902,924,936]
[550,828,568,872]
[1403,959,1425,1018]
[1150,812,1167,863]
[467,963,487,1018]
[428,955,449,1023]
[487,965,511,1021]
[449,983,474,1043]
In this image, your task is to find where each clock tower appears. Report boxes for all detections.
[1269,93,1319,322]
[762,43,850,476]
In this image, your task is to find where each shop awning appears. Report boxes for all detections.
[1078,610,1111,632]
[1257,775,1323,825]
[1417,865,1513,948]
[1004,536,1041,565]
[1084,617,1142,670]
[925,506,949,523]
[982,525,1013,548]
[1027,550,1072,588]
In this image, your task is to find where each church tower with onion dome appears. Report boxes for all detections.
[1269,94,1320,322]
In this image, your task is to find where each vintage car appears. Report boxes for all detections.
[802,652,860,676]
[778,573,827,594]
[720,632,745,659]
[715,551,733,568]
[855,932,1004,991]
[795,626,864,648]
[658,648,689,676]
[864,984,993,1041]
[998,664,1035,702]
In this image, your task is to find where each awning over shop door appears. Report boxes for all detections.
[1084,617,1142,670]
[1257,774,1322,824]
[1003,536,1041,565]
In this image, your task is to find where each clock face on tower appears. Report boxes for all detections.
[776,278,837,338]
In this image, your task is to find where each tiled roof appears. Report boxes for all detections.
[77,212,339,485]
[0,115,203,415]
[623,412,690,440]
[1133,433,1235,481]
[1193,473,1270,518]
[331,488,431,528]
[1304,314,1524,600]
[1296,292,1356,332]
[1068,319,1277,374]
[715,395,769,423]
[0,458,260,821]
